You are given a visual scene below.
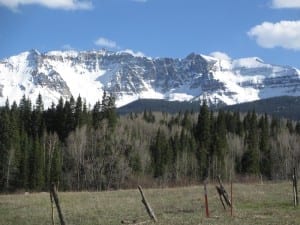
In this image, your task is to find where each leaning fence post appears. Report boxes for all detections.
[204,179,210,218]
[50,191,55,225]
[230,178,233,217]
[138,185,158,222]
[217,175,231,207]
[292,168,298,207]
[50,183,66,225]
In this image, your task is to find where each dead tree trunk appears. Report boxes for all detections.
[6,148,15,189]
[50,183,66,225]
[138,185,157,222]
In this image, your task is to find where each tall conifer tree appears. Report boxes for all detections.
[242,110,260,174]
[259,114,271,178]
[195,101,211,180]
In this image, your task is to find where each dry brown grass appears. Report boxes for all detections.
[0,181,299,225]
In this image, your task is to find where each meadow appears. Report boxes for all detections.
[0,181,299,225]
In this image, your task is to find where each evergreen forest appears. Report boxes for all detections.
[0,93,300,192]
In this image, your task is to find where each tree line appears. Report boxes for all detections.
[0,93,300,192]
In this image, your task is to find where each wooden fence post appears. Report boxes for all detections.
[50,191,55,225]
[138,185,158,222]
[50,183,66,225]
[204,180,210,218]
[292,168,299,207]
[230,179,233,217]
[216,175,231,208]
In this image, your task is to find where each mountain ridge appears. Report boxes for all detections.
[1,49,300,108]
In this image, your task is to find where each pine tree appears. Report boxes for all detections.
[64,96,76,136]
[31,138,45,190]
[106,94,118,129]
[235,111,244,136]
[242,110,260,175]
[44,102,56,133]
[50,144,61,186]
[36,93,44,112]
[34,93,45,138]
[195,101,211,180]
[170,132,180,180]
[259,114,271,178]
[270,117,280,137]
[143,109,155,123]
[295,121,300,135]
[0,108,11,190]
[82,99,90,126]
[129,152,142,175]
[150,129,171,178]
[211,110,228,178]
[181,110,192,130]
[75,95,83,128]
[286,120,294,133]
[55,97,66,141]
[19,130,30,189]
[31,95,45,139]
[92,101,102,129]
[19,95,32,135]
[7,103,21,189]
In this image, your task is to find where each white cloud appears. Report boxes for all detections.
[272,0,300,9]
[94,37,118,49]
[210,51,231,61]
[0,0,93,11]
[120,49,146,57]
[248,20,300,50]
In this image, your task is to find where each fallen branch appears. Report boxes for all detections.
[121,219,150,225]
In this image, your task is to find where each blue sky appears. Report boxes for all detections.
[1,0,300,67]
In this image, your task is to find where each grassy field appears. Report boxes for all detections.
[0,181,299,225]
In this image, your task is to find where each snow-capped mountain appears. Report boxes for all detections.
[0,49,300,108]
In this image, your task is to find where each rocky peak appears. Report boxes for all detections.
[0,49,300,108]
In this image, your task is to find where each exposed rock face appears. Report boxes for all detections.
[0,49,299,108]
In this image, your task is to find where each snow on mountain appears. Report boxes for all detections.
[232,57,265,68]
[0,49,300,108]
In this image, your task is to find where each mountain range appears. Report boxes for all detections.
[0,49,300,108]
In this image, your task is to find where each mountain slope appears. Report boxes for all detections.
[0,49,300,108]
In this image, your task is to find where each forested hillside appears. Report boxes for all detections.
[118,96,300,120]
[117,99,202,115]
[223,96,300,121]
[0,93,300,192]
